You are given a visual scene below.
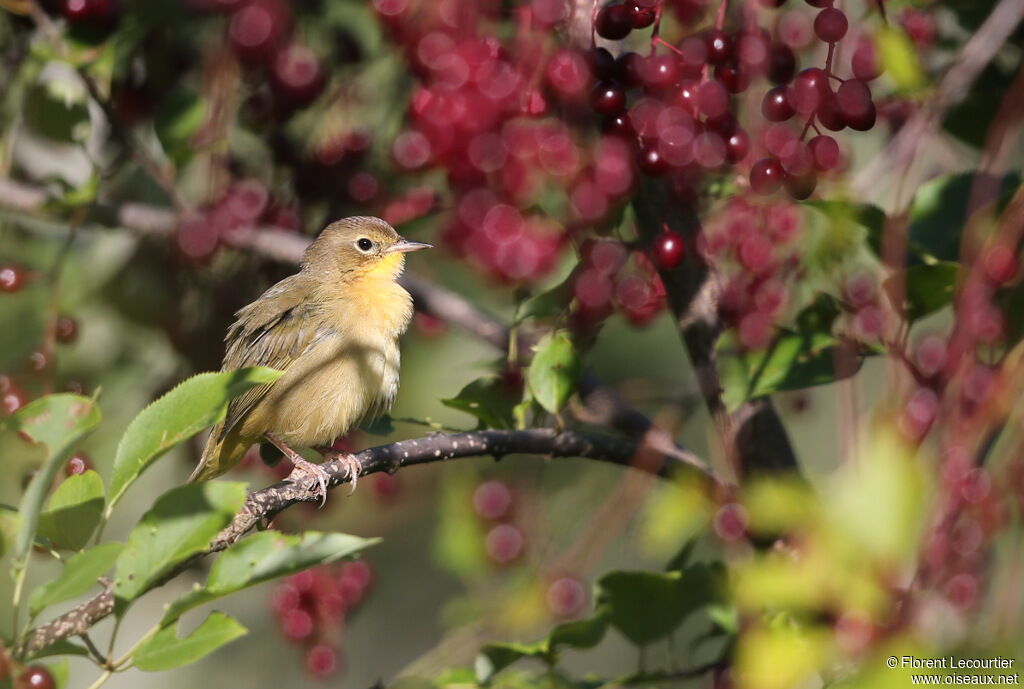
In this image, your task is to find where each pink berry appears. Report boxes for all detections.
[546,576,588,618]
[306,644,340,678]
[280,608,314,640]
[66,451,92,476]
[473,480,513,520]
[813,7,848,43]
[807,135,839,171]
[0,264,28,293]
[713,503,748,541]
[485,523,524,564]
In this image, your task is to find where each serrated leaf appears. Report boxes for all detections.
[441,377,518,430]
[527,331,581,414]
[37,470,104,550]
[107,367,281,511]
[133,611,246,671]
[114,482,247,610]
[10,395,101,566]
[597,564,719,646]
[28,542,124,617]
[887,262,960,322]
[162,531,377,625]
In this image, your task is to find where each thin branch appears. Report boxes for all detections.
[18,428,718,657]
[0,175,703,472]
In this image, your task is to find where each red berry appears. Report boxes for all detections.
[602,113,635,139]
[713,503,748,541]
[66,451,92,476]
[370,472,402,501]
[485,523,524,564]
[589,47,617,80]
[652,231,686,270]
[629,2,657,28]
[547,576,588,618]
[761,85,793,121]
[714,63,750,94]
[749,158,784,195]
[808,135,840,171]
[696,80,729,119]
[0,264,27,292]
[836,79,876,131]
[637,144,670,176]
[590,82,626,115]
[787,67,828,116]
[638,54,680,91]
[26,350,49,373]
[704,29,733,65]
[2,385,28,416]
[306,644,339,678]
[768,43,796,84]
[724,129,750,164]
[596,3,633,40]
[268,44,326,108]
[851,38,882,81]
[816,90,846,131]
[228,0,290,62]
[675,80,699,114]
[983,244,1019,283]
[55,315,78,343]
[804,0,830,7]
[814,7,848,43]
[280,608,314,640]
[472,480,513,520]
[19,665,56,689]
[614,51,643,87]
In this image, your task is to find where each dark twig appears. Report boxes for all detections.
[19,428,717,657]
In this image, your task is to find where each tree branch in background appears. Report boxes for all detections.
[634,181,799,476]
[19,428,717,657]
[0,175,711,476]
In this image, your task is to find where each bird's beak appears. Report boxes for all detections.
[387,238,433,254]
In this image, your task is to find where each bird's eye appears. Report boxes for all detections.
[356,238,374,252]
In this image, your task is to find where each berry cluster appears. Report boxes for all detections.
[270,560,374,679]
[472,478,589,619]
[703,199,802,349]
[572,239,669,329]
[177,179,300,261]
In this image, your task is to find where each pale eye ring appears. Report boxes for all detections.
[356,238,374,252]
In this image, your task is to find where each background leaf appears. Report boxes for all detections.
[107,367,281,510]
[133,611,247,671]
[527,331,581,414]
[887,262,960,322]
[9,395,101,566]
[162,530,377,625]
[441,377,518,430]
[28,542,124,617]
[114,482,247,609]
[37,470,105,551]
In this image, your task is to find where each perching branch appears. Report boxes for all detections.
[0,175,705,473]
[19,428,718,657]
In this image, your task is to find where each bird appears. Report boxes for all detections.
[189,216,431,503]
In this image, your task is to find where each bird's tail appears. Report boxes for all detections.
[189,423,248,482]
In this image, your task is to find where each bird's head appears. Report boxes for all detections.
[303,216,431,282]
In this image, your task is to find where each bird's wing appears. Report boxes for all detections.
[218,274,326,439]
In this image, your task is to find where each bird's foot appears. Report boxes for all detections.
[315,446,361,495]
[266,434,331,507]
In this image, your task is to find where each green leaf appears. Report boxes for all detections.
[441,377,519,430]
[107,367,281,511]
[154,89,206,163]
[527,331,581,414]
[133,611,247,672]
[803,200,886,258]
[909,172,1021,263]
[433,471,488,578]
[114,482,247,610]
[162,531,377,625]
[37,470,105,550]
[28,542,124,618]
[24,639,91,661]
[24,80,90,142]
[10,395,101,566]
[887,262,960,322]
[876,26,925,93]
[720,328,854,412]
[597,564,719,646]
[474,612,609,682]
[515,276,574,324]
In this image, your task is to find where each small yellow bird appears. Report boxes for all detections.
[189,216,431,500]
